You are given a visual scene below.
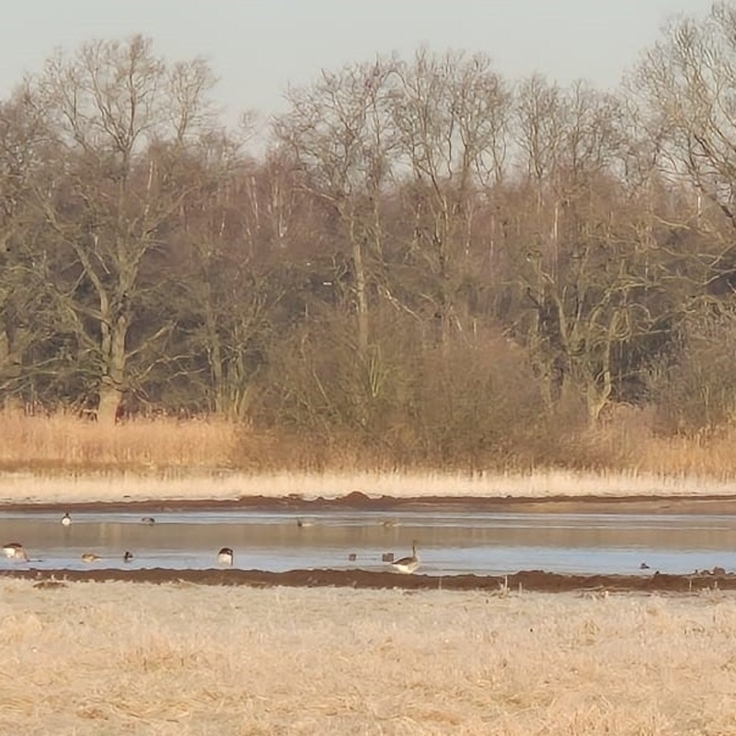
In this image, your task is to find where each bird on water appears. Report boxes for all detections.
[123,551,134,562]
[390,540,420,574]
[61,513,72,527]
[81,552,100,563]
[2,542,29,561]
[218,547,234,566]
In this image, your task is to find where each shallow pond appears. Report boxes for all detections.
[1,509,735,576]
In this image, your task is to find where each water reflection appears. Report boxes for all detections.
[0,510,734,576]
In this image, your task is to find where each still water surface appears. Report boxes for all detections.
[1,509,735,576]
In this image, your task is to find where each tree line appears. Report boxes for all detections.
[3,5,736,466]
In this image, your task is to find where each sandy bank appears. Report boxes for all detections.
[1,469,736,508]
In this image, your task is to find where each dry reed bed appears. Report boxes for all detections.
[4,411,736,504]
[0,413,237,470]
[2,581,736,735]
[6,411,736,479]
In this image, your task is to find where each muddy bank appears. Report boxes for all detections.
[2,566,734,593]
[5,490,736,515]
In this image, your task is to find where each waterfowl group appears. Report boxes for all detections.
[4,528,420,573]
[3,542,237,567]
[2,508,430,575]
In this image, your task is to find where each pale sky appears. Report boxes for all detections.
[0,0,716,126]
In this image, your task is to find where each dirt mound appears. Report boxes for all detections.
[2,567,733,593]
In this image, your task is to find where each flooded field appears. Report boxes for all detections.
[2,508,735,576]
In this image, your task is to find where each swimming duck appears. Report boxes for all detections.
[217,547,234,566]
[2,542,28,561]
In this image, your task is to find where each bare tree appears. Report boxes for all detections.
[509,79,666,422]
[635,3,736,230]
[29,35,217,422]
[273,58,397,359]
[169,139,297,418]
[632,3,736,428]
[389,49,512,346]
[0,91,56,406]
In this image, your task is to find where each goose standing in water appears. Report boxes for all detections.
[61,513,72,527]
[391,541,420,574]
[3,542,29,561]
[218,547,234,566]
[123,551,134,562]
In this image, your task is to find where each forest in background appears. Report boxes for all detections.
[4,3,736,473]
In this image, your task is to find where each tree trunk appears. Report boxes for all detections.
[97,382,124,425]
[353,238,369,358]
[98,313,128,425]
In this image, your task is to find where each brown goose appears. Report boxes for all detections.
[390,541,420,574]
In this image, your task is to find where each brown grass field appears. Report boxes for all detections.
[1,579,735,735]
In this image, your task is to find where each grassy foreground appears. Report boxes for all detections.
[1,580,735,735]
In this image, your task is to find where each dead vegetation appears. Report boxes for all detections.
[3,410,736,505]
[1,580,736,734]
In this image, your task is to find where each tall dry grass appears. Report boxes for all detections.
[580,404,736,479]
[0,410,238,472]
[2,579,736,734]
[3,408,736,503]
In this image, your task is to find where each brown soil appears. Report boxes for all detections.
[5,490,736,515]
[1,566,733,594]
